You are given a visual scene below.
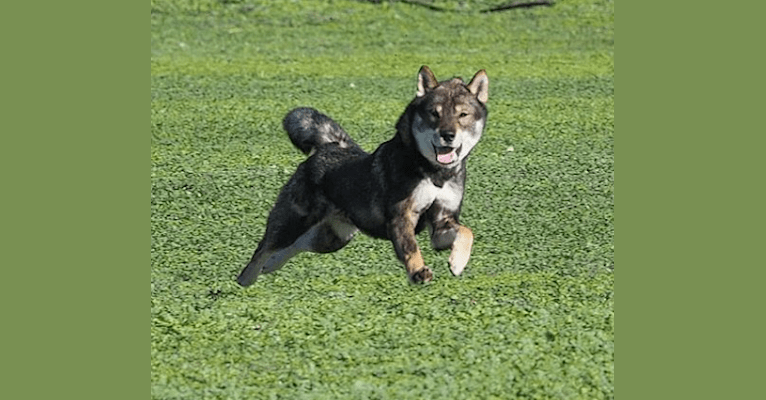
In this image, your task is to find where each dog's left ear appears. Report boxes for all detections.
[467,69,489,104]
[417,65,438,97]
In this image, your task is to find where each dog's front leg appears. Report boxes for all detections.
[447,225,473,276]
[389,211,432,283]
[430,217,474,276]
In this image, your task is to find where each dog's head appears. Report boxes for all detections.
[403,66,489,169]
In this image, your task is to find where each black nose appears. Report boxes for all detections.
[440,130,455,142]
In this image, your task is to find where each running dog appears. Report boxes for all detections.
[237,66,488,285]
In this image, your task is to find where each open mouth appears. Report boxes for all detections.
[434,145,461,164]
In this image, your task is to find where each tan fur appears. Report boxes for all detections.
[449,225,473,276]
[389,202,433,283]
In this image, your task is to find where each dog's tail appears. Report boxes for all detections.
[283,107,358,155]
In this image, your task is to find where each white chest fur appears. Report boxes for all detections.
[411,179,463,214]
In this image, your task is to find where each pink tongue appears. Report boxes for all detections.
[437,150,455,164]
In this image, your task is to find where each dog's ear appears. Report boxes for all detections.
[417,66,438,97]
[467,69,489,104]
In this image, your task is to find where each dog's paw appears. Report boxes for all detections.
[449,256,467,276]
[409,266,433,284]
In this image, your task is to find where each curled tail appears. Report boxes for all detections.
[283,107,358,155]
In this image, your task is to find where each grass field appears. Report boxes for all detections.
[151,0,614,398]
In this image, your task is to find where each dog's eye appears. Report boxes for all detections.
[430,110,440,119]
[459,112,469,118]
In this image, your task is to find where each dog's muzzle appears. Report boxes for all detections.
[434,145,461,165]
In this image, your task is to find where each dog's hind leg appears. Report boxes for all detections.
[305,214,358,254]
[258,215,356,274]
[237,183,318,286]
[237,221,310,287]
[237,210,357,287]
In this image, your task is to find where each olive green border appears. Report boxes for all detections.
[618,1,761,398]
[87,2,145,399]
[5,2,146,399]
[3,2,144,398]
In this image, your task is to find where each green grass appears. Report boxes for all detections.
[151,1,613,398]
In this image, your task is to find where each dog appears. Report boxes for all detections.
[237,66,488,285]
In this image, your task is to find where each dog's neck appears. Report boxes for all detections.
[419,157,466,188]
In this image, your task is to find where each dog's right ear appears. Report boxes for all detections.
[417,65,438,97]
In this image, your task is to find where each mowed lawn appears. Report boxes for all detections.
[151,1,614,399]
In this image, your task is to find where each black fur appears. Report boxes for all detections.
[237,66,488,286]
